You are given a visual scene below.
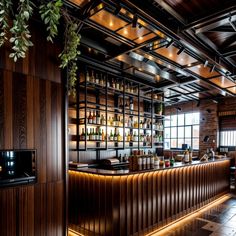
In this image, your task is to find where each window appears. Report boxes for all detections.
[219,116,236,148]
[164,112,200,150]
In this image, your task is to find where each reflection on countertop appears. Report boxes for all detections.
[69,157,231,176]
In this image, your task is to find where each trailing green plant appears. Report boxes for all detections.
[0,0,12,47]
[9,0,35,62]
[59,20,81,96]
[39,0,63,43]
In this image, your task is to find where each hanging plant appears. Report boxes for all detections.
[39,0,63,42]
[59,18,81,96]
[0,0,12,47]
[9,0,35,62]
[0,0,81,95]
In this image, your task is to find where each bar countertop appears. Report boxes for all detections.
[69,157,231,176]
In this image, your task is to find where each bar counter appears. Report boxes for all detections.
[68,158,230,236]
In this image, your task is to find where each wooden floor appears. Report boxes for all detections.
[68,194,236,236]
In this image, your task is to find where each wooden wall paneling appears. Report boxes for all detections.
[34,184,47,236]
[13,72,27,149]
[166,170,171,223]
[26,76,34,148]
[157,171,162,227]
[142,173,148,233]
[38,79,47,183]
[0,69,4,148]
[56,83,63,181]
[106,176,113,236]
[147,172,153,232]
[152,172,157,228]
[0,188,17,236]
[46,80,52,182]
[137,174,143,233]
[99,174,105,235]
[112,176,120,236]
[132,174,138,235]
[18,186,34,236]
[126,175,132,236]
[120,176,127,236]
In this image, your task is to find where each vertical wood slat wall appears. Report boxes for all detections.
[0,20,65,236]
[69,160,230,236]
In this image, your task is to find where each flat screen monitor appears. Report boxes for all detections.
[0,149,36,187]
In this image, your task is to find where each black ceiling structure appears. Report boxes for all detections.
[64,0,236,105]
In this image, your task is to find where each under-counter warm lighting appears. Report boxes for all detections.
[147,194,231,236]
[68,229,84,236]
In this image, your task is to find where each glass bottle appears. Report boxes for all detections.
[92,111,96,124]
[88,111,93,124]
[109,130,114,141]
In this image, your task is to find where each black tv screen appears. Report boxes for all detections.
[0,150,36,187]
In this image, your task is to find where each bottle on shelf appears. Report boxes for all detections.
[119,98,123,113]
[114,128,118,141]
[92,110,96,124]
[127,132,131,142]
[109,130,114,141]
[86,128,89,141]
[96,111,101,125]
[86,71,90,82]
[125,99,129,110]
[117,130,122,142]
[91,70,95,83]
[95,73,99,84]
[133,131,138,142]
[89,128,93,141]
[80,128,85,141]
[88,111,93,124]
[101,129,105,141]
[134,119,138,128]
[101,114,106,125]
[130,98,134,112]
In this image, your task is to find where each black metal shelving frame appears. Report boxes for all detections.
[69,65,165,162]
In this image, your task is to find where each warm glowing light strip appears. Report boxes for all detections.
[146,194,231,236]
[68,228,85,236]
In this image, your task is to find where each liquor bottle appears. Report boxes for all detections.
[86,128,89,141]
[98,128,102,141]
[114,128,118,141]
[95,73,99,84]
[92,111,96,124]
[80,128,85,141]
[140,120,143,129]
[119,98,123,113]
[88,111,93,124]
[130,98,134,111]
[86,71,90,82]
[134,119,138,128]
[91,70,95,83]
[117,130,122,142]
[127,131,131,142]
[101,114,106,125]
[89,128,93,140]
[184,149,189,163]
[96,111,101,125]
[125,99,129,109]
[130,82,134,93]
[101,129,105,141]
[116,79,120,90]
[109,130,114,141]
[133,131,138,142]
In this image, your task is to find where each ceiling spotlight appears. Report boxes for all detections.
[177,47,185,55]
[114,4,121,15]
[204,60,208,67]
[229,16,236,32]
[210,64,215,73]
[132,13,138,28]
[166,40,173,48]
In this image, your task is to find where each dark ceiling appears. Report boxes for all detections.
[65,0,236,105]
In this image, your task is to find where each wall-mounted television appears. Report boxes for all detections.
[0,149,36,187]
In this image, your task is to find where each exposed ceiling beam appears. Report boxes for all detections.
[152,0,186,25]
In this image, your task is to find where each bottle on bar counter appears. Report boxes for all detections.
[184,149,190,163]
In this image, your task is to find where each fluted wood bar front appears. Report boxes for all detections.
[68,159,230,236]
